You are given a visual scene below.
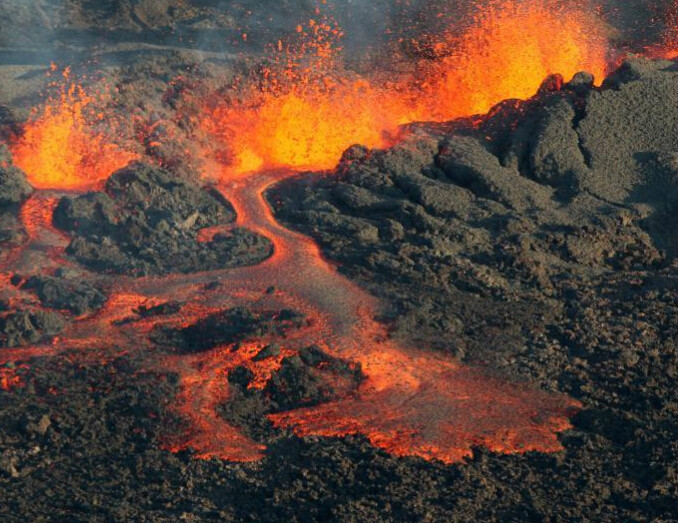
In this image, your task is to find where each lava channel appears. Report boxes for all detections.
[0,167,580,464]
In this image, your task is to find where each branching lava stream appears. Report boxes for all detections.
[0,168,579,464]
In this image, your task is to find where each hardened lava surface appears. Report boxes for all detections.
[269,59,678,521]
[0,56,676,523]
[0,1,677,515]
[53,163,272,276]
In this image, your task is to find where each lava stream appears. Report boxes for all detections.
[1,167,579,464]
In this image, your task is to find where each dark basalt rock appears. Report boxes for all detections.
[265,58,678,522]
[221,345,364,438]
[151,307,306,353]
[0,145,32,207]
[54,162,272,276]
[0,145,32,246]
[2,48,678,523]
[19,274,107,316]
[0,309,65,348]
[263,345,364,411]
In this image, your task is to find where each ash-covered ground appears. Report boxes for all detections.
[1,2,678,523]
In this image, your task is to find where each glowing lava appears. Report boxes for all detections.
[4,0,652,466]
[201,0,610,176]
[0,166,580,465]
[411,0,609,120]
[10,68,137,190]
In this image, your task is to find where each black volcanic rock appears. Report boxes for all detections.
[263,345,363,411]
[0,145,32,246]
[265,58,678,522]
[54,162,272,276]
[151,307,306,352]
[270,58,678,360]
[1,41,678,523]
[20,275,107,316]
[0,309,65,348]
[0,145,32,206]
[221,345,364,438]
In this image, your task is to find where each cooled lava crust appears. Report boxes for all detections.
[0,4,677,522]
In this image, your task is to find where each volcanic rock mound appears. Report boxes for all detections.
[222,344,364,439]
[18,272,107,317]
[263,58,678,520]
[270,58,678,369]
[0,145,32,246]
[54,162,272,276]
[0,309,64,349]
[151,307,306,353]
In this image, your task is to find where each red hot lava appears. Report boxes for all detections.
[6,0,678,464]
[9,67,137,190]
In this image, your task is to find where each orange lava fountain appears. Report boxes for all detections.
[662,5,678,58]
[200,0,610,177]
[5,0,662,467]
[10,68,137,190]
[411,1,609,120]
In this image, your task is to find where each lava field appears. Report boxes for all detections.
[0,1,677,522]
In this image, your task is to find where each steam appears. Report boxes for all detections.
[1,0,676,59]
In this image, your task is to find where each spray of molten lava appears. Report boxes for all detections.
[200,1,609,177]
[200,17,409,176]
[10,68,137,190]
[412,1,609,120]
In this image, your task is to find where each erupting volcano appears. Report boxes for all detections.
[9,67,137,190]
[1,1,678,521]
[200,0,611,176]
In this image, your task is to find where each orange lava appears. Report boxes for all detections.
[10,68,137,190]
[0,166,583,464]
[0,1,630,466]
[0,365,25,391]
[200,0,609,177]
[20,194,60,242]
[270,360,577,464]
[661,6,678,58]
[153,173,579,464]
[410,1,609,121]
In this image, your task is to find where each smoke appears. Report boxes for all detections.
[0,0,676,67]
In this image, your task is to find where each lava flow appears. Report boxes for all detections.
[0,162,579,464]
[5,0,648,465]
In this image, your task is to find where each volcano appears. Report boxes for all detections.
[1,1,678,522]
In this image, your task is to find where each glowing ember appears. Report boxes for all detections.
[199,16,409,177]
[10,68,137,190]
[660,4,678,58]
[0,365,24,391]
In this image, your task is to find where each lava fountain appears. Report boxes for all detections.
[200,0,610,177]
[9,67,137,190]
[5,0,671,465]
[410,0,610,120]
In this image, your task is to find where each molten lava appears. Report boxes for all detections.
[9,0,675,467]
[200,0,610,177]
[10,68,137,190]
[411,1,609,120]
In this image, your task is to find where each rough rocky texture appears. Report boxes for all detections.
[0,145,32,246]
[0,27,676,523]
[0,309,65,348]
[263,345,364,411]
[54,162,272,276]
[151,307,306,353]
[19,273,107,316]
[221,344,364,440]
[265,58,678,521]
